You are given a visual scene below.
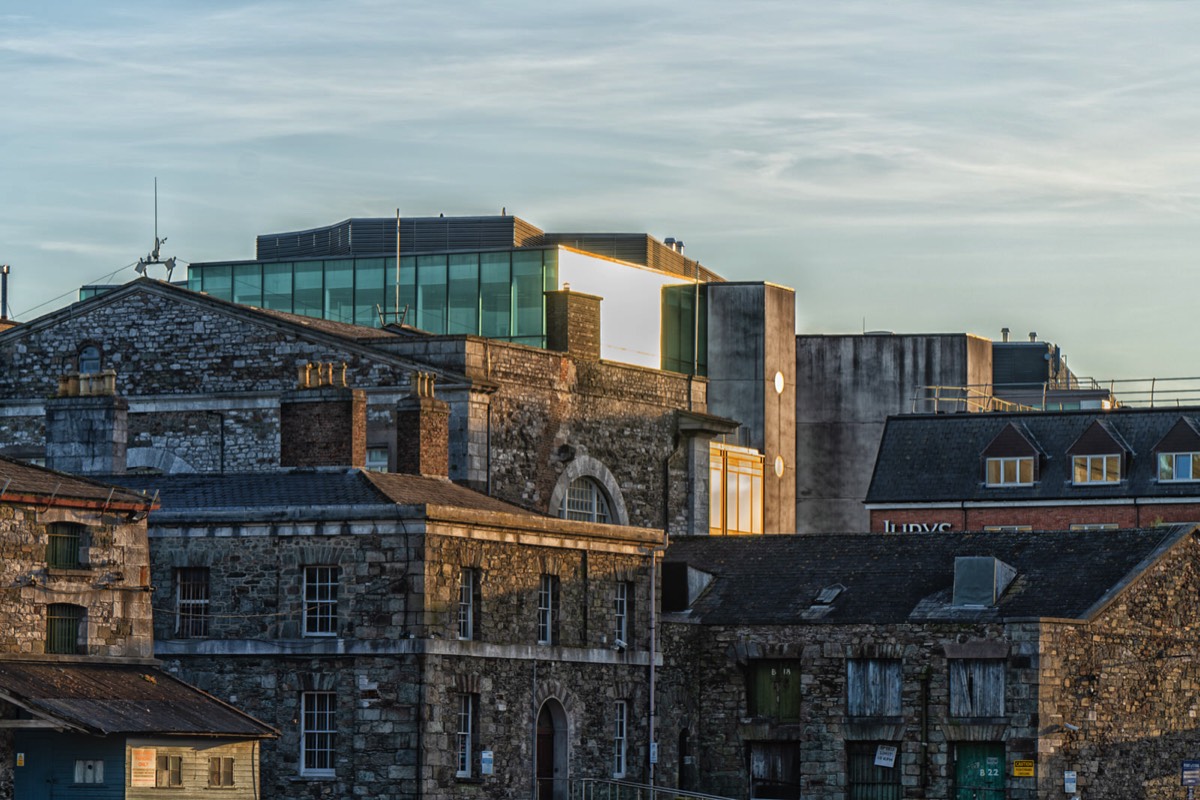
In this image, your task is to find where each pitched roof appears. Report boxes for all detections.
[0,456,150,511]
[0,661,275,737]
[867,408,1200,504]
[664,527,1189,625]
[106,469,536,519]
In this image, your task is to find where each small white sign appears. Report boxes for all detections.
[1064,770,1077,793]
[875,745,898,768]
[480,751,493,776]
[650,742,659,764]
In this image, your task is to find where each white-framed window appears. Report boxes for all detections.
[74,760,104,784]
[208,756,235,787]
[301,691,336,777]
[614,581,630,645]
[175,567,210,637]
[1069,523,1118,531]
[458,568,479,641]
[538,574,560,645]
[949,659,1006,717]
[562,476,611,523]
[847,659,902,717]
[985,456,1034,486]
[156,755,182,788]
[304,565,338,636]
[613,700,628,778]
[365,446,389,473]
[982,525,1033,533]
[1073,454,1120,484]
[1159,452,1200,482]
[456,693,477,778]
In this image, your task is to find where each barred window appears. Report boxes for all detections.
[175,567,210,638]
[47,522,85,569]
[304,566,338,636]
[301,691,336,777]
[47,603,84,654]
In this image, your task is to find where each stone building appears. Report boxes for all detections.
[0,456,274,799]
[106,382,662,800]
[866,406,1200,533]
[659,527,1200,800]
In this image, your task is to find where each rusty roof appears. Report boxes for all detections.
[0,661,275,738]
[0,456,151,512]
[361,471,537,515]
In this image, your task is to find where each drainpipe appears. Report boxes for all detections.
[920,665,930,795]
[651,434,682,786]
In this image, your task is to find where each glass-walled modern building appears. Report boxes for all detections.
[187,249,559,347]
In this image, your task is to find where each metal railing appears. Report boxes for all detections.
[573,778,735,800]
[913,377,1200,414]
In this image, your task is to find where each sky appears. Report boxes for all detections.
[3,1,1200,381]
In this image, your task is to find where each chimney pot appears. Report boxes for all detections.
[1001,327,1010,343]
[1029,331,1037,342]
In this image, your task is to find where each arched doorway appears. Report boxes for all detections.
[535,699,568,800]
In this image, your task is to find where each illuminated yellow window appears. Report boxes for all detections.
[709,443,764,535]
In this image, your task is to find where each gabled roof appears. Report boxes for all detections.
[1066,418,1133,457]
[1153,416,1200,454]
[0,456,151,512]
[981,421,1043,459]
[0,661,275,737]
[664,526,1190,625]
[867,408,1200,504]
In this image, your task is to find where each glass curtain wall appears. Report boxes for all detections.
[188,249,558,343]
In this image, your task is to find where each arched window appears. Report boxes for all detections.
[561,477,612,523]
[78,345,101,374]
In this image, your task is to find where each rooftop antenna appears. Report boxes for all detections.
[0,264,9,320]
[134,178,177,281]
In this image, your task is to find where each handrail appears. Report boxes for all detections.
[573,778,736,800]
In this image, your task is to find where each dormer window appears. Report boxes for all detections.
[1153,418,1200,483]
[1159,452,1200,482]
[1073,454,1120,484]
[1066,420,1130,486]
[985,457,1034,486]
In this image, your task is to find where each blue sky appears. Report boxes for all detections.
[3,1,1199,379]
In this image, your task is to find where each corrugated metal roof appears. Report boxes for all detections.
[0,456,150,510]
[0,662,275,737]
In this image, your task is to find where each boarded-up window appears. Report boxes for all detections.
[949,659,1005,717]
[747,661,802,721]
[847,659,902,717]
[847,742,902,800]
[156,755,182,787]
[749,741,800,799]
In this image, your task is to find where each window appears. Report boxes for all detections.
[304,566,338,636]
[301,691,336,777]
[46,522,85,569]
[985,456,1034,486]
[209,756,235,787]
[156,755,182,788]
[74,760,104,784]
[1069,522,1118,531]
[847,659,901,718]
[365,446,389,472]
[1073,454,1120,484]
[562,477,611,523]
[1159,452,1200,482]
[613,700,628,778]
[538,574,560,645]
[749,742,801,800]
[747,660,802,721]
[614,581,632,646]
[710,443,764,535]
[456,693,478,778]
[175,567,210,638]
[77,345,101,374]
[949,659,1005,717]
[46,603,84,654]
[982,525,1033,533]
[458,568,480,641]
[847,742,901,800]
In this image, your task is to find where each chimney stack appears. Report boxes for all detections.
[1000,327,1009,343]
[279,362,366,468]
[545,288,602,361]
[45,369,127,474]
[1029,331,1037,343]
[395,372,450,478]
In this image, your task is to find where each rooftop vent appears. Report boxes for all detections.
[1001,327,1010,343]
[952,556,1016,607]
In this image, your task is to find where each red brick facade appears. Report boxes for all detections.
[871,502,1200,532]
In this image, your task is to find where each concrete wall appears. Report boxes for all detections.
[706,283,796,534]
[794,334,992,533]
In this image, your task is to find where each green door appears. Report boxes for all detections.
[955,743,1005,800]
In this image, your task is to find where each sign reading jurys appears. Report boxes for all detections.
[881,520,952,532]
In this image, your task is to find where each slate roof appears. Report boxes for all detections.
[0,662,276,737]
[107,469,536,518]
[0,456,150,510]
[664,527,1190,625]
[866,407,1200,504]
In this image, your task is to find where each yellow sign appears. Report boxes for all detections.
[1013,760,1036,777]
[131,748,157,787]
[15,753,23,767]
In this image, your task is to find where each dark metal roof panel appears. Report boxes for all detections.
[0,456,149,508]
[255,216,544,260]
[0,662,275,737]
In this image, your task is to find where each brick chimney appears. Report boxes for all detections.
[45,369,127,475]
[395,372,449,478]
[279,362,366,468]
[545,288,602,361]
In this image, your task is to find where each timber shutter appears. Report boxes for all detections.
[948,659,1005,717]
[847,660,901,717]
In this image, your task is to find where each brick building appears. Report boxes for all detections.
[866,407,1200,532]
[0,456,274,799]
[659,527,1200,800]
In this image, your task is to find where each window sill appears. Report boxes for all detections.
[455,775,484,784]
[47,567,93,577]
[292,773,336,782]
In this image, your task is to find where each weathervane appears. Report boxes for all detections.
[134,178,177,280]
